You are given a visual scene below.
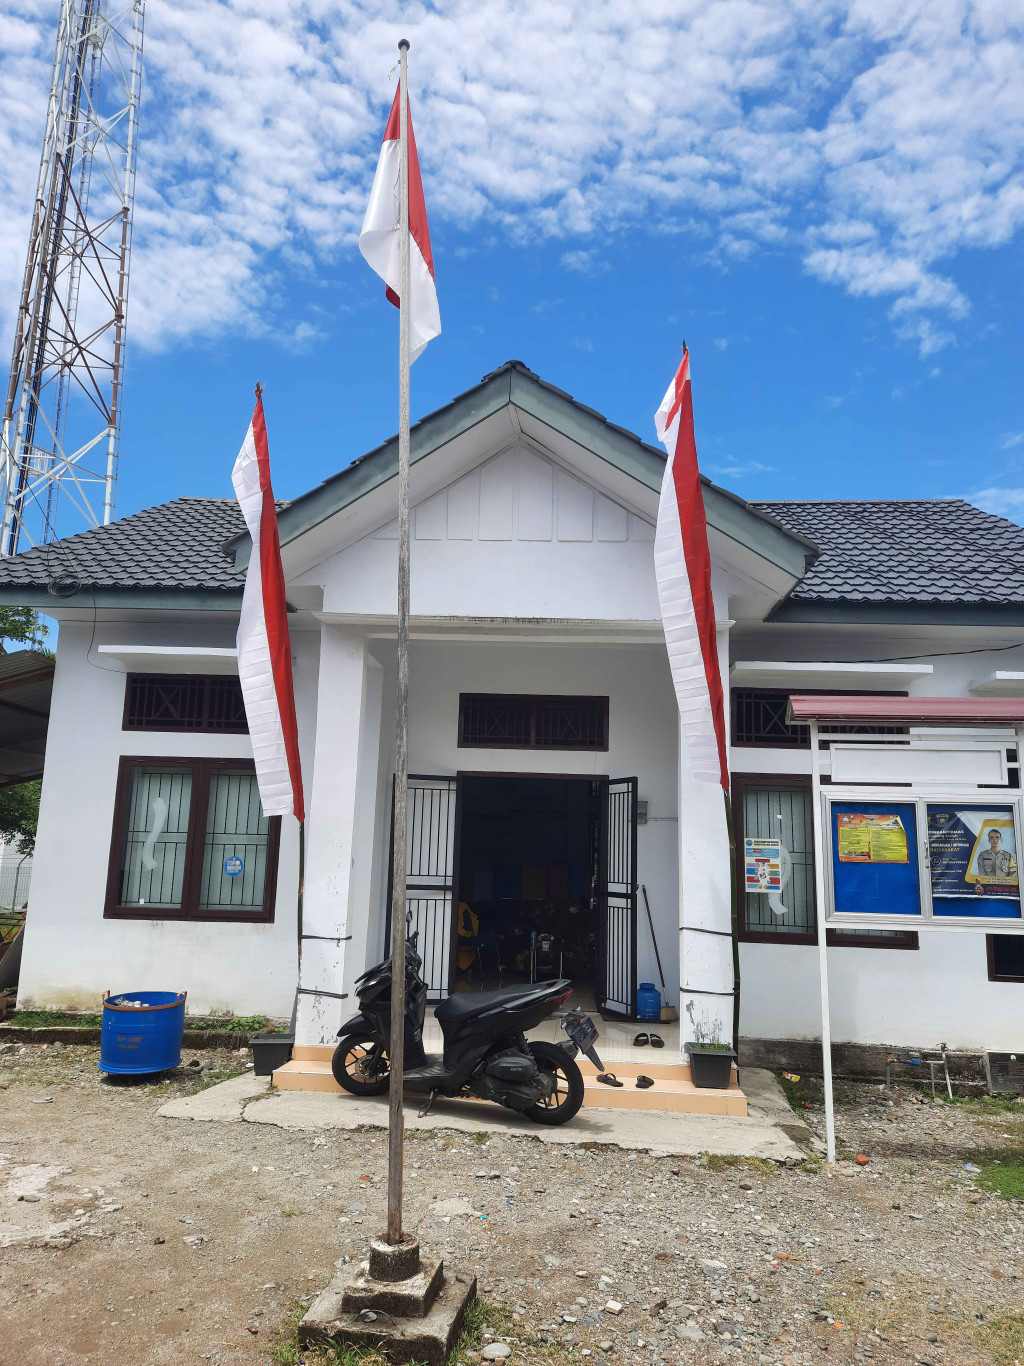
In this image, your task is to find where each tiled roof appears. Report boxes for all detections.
[0,498,246,591]
[755,499,1024,604]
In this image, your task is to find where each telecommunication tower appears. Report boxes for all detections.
[0,0,145,557]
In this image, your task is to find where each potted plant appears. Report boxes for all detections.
[250,1027,294,1077]
[683,1010,736,1090]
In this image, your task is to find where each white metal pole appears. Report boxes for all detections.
[809,719,836,1163]
[386,37,412,1248]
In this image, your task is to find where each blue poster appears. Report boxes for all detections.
[927,806,1020,916]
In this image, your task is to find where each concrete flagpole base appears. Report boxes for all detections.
[299,1235,476,1366]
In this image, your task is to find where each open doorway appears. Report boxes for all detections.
[387,772,638,1017]
[454,775,602,1008]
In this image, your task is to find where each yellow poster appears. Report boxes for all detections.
[837,812,909,864]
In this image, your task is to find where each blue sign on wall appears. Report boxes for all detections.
[223,856,243,878]
[831,801,921,917]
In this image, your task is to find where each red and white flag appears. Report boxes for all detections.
[359,87,440,363]
[654,348,729,788]
[232,391,305,821]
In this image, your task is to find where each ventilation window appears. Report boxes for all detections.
[124,675,248,734]
[458,694,608,751]
[731,689,907,748]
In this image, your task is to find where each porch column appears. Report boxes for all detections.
[676,594,734,1059]
[295,626,383,1046]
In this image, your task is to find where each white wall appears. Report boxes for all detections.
[740,936,1022,1052]
[357,638,682,1004]
[18,619,320,1018]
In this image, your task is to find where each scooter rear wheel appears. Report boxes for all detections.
[523,1041,584,1125]
[332,1033,390,1096]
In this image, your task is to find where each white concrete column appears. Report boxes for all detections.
[677,590,734,1058]
[296,626,383,1045]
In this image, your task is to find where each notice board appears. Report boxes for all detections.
[830,800,921,918]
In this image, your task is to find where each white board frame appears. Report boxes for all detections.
[822,784,1024,932]
[806,718,1024,1164]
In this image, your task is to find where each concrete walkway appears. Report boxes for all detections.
[159,1067,807,1161]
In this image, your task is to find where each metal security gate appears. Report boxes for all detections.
[597,776,638,1017]
[384,775,458,1000]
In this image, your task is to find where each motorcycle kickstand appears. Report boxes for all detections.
[418,1089,439,1119]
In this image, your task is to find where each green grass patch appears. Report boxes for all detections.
[7,1009,103,1028]
[977,1158,1024,1200]
[982,1309,1024,1365]
[469,1131,491,1145]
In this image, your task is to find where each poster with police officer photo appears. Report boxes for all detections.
[927,806,1020,902]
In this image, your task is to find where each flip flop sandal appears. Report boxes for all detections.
[597,1072,623,1087]
[636,1075,655,1089]
[632,1033,651,1047]
[649,1034,665,1048]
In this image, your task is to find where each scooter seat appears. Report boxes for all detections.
[434,981,560,1023]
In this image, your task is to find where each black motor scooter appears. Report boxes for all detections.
[331,930,604,1126]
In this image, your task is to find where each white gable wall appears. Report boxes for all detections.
[306,446,664,622]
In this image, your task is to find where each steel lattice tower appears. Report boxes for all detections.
[0,0,145,557]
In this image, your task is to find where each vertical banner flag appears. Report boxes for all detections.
[232,391,305,821]
[654,348,729,788]
[359,86,441,362]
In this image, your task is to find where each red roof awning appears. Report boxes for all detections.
[787,695,1024,726]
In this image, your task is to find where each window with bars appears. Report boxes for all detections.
[123,674,248,734]
[731,689,906,749]
[733,776,918,948]
[458,694,609,751]
[105,757,279,921]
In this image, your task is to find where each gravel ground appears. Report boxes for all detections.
[1,1042,1023,1366]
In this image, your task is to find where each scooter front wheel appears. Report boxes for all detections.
[523,1041,584,1126]
[332,1033,390,1096]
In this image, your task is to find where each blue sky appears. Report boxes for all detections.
[2,1,1024,529]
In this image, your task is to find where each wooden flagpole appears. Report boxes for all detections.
[386,37,412,1247]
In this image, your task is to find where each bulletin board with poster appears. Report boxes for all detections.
[829,800,922,919]
[824,793,1024,929]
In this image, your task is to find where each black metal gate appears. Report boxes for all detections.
[597,776,638,1018]
[384,775,459,1000]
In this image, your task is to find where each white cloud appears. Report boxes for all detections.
[712,337,729,351]
[967,488,1024,524]
[1,0,1022,356]
[709,459,773,478]
[1000,432,1024,451]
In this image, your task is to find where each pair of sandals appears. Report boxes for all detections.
[597,1072,655,1090]
[633,1032,665,1048]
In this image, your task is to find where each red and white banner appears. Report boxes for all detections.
[359,86,440,363]
[654,349,729,788]
[232,391,305,821]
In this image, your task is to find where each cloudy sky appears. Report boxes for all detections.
[2,0,1023,527]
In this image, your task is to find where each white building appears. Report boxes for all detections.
[3,361,1023,1073]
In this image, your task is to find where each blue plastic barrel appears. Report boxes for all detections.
[99,990,187,1075]
[636,982,662,1022]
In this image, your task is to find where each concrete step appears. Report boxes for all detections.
[274,1050,746,1116]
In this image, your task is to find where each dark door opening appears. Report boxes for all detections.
[455,775,600,1007]
[452,774,638,1017]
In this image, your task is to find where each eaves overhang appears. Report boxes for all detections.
[770,598,1024,627]
[0,585,242,613]
[228,361,818,583]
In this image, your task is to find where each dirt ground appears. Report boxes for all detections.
[1,1042,1023,1366]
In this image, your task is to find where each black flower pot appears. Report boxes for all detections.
[685,1043,736,1090]
[251,1031,294,1077]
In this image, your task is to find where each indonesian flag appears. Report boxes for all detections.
[232,391,305,821]
[359,87,440,362]
[654,348,729,789]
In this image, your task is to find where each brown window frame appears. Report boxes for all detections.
[457,693,609,752]
[987,934,1024,983]
[104,756,281,923]
[732,772,919,949]
[122,674,248,735]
